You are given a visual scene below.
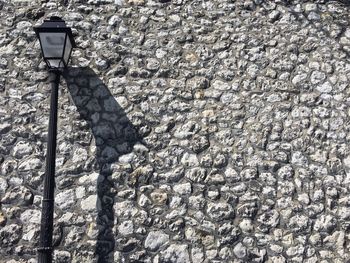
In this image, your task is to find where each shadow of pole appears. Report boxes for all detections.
[62,67,141,262]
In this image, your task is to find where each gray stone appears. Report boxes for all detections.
[54,251,71,263]
[0,123,11,134]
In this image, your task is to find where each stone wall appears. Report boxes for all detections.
[1,0,350,262]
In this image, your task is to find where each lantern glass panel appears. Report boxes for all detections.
[47,59,64,68]
[39,32,66,58]
[63,36,72,64]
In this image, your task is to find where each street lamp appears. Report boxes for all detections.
[34,16,76,263]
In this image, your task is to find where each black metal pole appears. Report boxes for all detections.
[38,70,60,263]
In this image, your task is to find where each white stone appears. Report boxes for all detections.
[181,153,199,167]
[80,195,98,212]
[20,209,41,224]
[18,158,42,171]
[13,141,33,158]
[292,73,307,85]
[108,15,121,26]
[316,81,332,93]
[345,28,350,39]
[72,147,88,163]
[212,80,231,91]
[119,153,135,163]
[56,189,76,210]
[145,230,169,251]
[115,0,124,5]
[233,242,247,259]
[0,178,8,194]
[239,218,254,232]
[310,71,326,85]
[173,183,191,195]
[75,186,85,199]
[118,220,134,235]
[115,96,129,108]
[78,172,99,185]
[160,244,190,263]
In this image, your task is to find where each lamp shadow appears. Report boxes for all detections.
[62,67,142,262]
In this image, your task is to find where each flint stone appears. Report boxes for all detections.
[20,209,41,224]
[310,71,326,85]
[54,251,71,263]
[292,73,307,85]
[12,141,33,158]
[316,82,332,93]
[224,167,240,183]
[313,215,337,233]
[0,224,22,247]
[78,172,99,185]
[0,123,11,134]
[181,153,199,167]
[150,190,168,205]
[186,77,209,89]
[233,242,247,259]
[145,230,169,251]
[80,195,98,212]
[56,189,76,210]
[22,224,40,242]
[288,214,310,232]
[173,183,191,195]
[1,186,33,206]
[157,167,184,183]
[191,247,204,262]
[160,244,190,263]
[239,219,254,233]
[18,158,42,171]
[185,167,207,182]
[257,210,279,230]
[0,177,8,194]
[207,202,234,221]
[118,220,134,236]
[212,79,231,91]
[114,201,139,219]
[291,151,308,166]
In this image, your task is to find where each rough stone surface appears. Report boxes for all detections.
[2,0,350,262]
[144,230,169,251]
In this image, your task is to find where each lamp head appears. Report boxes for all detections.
[34,16,76,69]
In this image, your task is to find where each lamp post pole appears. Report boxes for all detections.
[33,16,76,262]
[38,70,60,263]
